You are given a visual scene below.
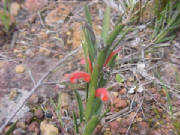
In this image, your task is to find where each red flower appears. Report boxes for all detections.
[104,47,121,67]
[95,88,110,101]
[70,71,91,84]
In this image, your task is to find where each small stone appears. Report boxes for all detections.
[119,88,127,95]
[24,112,33,124]
[111,92,119,97]
[45,111,53,118]
[149,88,157,94]
[10,2,20,16]
[28,121,39,132]
[136,117,143,122]
[109,121,119,130]
[28,93,39,105]
[16,121,26,129]
[35,109,44,119]
[114,99,128,108]
[40,120,59,135]
[128,86,136,94]
[15,65,25,73]
[132,101,137,108]
[13,128,25,135]
[8,88,17,100]
[60,92,70,108]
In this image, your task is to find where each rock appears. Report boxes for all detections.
[35,109,44,119]
[119,88,127,95]
[114,98,128,108]
[131,101,137,108]
[111,92,119,97]
[40,120,59,135]
[60,92,70,108]
[16,121,26,129]
[15,65,25,73]
[10,2,20,16]
[149,88,157,94]
[45,111,53,118]
[13,128,25,135]
[25,0,47,12]
[8,88,17,100]
[45,4,71,25]
[39,47,51,57]
[28,93,39,105]
[28,121,39,132]
[109,121,119,130]
[24,112,33,124]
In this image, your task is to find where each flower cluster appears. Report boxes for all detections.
[69,71,109,101]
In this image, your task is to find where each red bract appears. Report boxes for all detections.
[88,57,93,73]
[104,47,121,67]
[95,88,109,101]
[70,71,91,84]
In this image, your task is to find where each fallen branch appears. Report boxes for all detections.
[0,48,79,133]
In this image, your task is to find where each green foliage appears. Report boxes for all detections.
[50,93,63,127]
[73,4,130,135]
[0,0,12,33]
[151,0,180,43]
[116,74,124,83]
[101,6,111,43]
[74,90,84,123]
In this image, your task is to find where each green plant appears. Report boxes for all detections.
[68,5,130,135]
[0,0,13,33]
[151,0,180,43]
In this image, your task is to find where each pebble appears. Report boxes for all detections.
[132,101,137,108]
[35,109,44,119]
[119,88,127,95]
[15,65,25,73]
[28,93,39,105]
[13,128,25,135]
[16,121,26,129]
[45,111,53,118]
[40,120,59,135]
[24,112,34,124]
[28,121,39,132]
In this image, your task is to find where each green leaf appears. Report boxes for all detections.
[74,90,84,123]
[116,74,124,83]
[84,5,92,26]
[92,98,103,116]
[101,6,111,43]
[83,115,100,135]
[106,24,124,48]
[73,112,79,134]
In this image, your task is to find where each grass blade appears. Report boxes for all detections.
[101,6,111,44]
[74,90,84,123]
[73,112,79,134]
[83,115,100,135]
[84,5,92,26]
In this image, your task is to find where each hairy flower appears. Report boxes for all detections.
[70,71,91,84]
[104,47,121,67]
[95,88,109,101]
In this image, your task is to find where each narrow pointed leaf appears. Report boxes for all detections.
[101,6,111,43]
[83,115,100,135]
[84,5,92,26]
[74,90,84,123]
[73,112,79,134]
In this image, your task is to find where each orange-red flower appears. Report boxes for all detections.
[70,71,91,84]
[104,47,121,67]
[95,88,110,101]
